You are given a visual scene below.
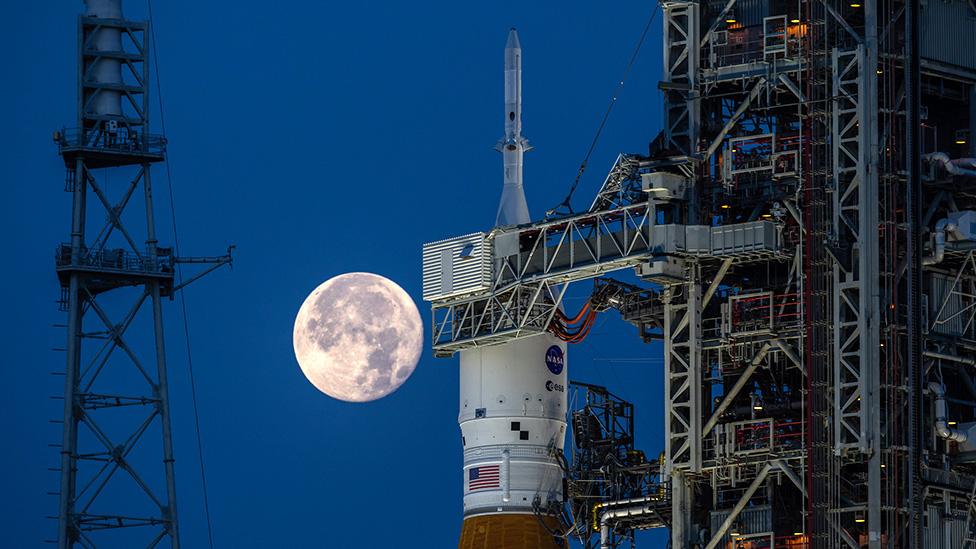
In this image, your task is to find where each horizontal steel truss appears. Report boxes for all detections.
[430,202,656,354]
[430,207,787,355]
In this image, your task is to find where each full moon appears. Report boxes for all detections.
[292,273,423,402]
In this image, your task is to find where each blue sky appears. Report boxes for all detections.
[2,1,667,546]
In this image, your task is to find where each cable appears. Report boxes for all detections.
[146,2,215,547]
[547,5,660,219]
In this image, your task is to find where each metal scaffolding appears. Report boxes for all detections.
[422,0,976,547]
[51,4,230,547]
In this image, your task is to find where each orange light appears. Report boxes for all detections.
[787,23,809,37]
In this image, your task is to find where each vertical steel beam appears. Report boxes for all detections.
[150,281,180,547]
[662,1,699,157]
[144,166,180,547]
[905,0,923,544]
[664,273,701,548]
[664,278,702,474]
[831,48,866,451]
[670,470,691,548]
[57,277,81,549]
[57,158,87,549]
[861,1,882,544]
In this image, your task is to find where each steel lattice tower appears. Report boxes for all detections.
[421,0,976,546]
[52,1,230,546]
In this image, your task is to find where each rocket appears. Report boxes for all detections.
[496,29,532,227]
[458,29,567,549]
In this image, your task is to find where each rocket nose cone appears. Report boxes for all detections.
[506,28,521,50]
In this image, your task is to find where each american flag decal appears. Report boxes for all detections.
[468,465,500,490]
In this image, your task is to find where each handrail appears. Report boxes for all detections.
[55,243,174,275]
[55,127,167,156]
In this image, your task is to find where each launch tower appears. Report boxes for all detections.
[424,1,976,548]
[51,1,230,547]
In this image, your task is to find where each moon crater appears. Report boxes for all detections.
[293,273,423,402]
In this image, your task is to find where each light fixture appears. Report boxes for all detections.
[791,18,801,23]
[761,213,772,219]
[855,513,866,523]
[794,532,805,536]
[753,404,764,411]
[949,420,958,426]
[880,463,886,468]
[850,2,862,7]
[877,69,884,75]
[726,18,737,23]
[721,204,731,209]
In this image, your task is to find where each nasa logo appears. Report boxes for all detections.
[545,345,564,375]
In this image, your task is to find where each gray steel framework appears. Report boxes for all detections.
[422,0,976,547]
[52,7,230,548]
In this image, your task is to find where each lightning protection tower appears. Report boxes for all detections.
[51,1,231,546]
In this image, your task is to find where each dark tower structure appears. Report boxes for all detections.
[421,0,976,547]
[52,1,230,547]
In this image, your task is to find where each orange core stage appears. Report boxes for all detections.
[458,514,563,549]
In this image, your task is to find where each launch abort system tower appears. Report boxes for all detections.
[51,1,230,546]
[424,1,976,547]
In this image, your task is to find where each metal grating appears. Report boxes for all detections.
[422,232,492,301]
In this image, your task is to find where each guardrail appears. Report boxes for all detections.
[55,244,174,276]
[55,127,167,156]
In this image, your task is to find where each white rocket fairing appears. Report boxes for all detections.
[495,29,532,227]
[458,29,566,549]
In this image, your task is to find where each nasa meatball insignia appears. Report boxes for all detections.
[544,345,564,375]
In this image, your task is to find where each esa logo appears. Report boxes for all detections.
[545,345,564,375]
[545,380,565,393]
